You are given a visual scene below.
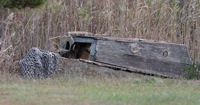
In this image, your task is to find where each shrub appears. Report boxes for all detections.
[0,0,47,8]
[184,63,200,80]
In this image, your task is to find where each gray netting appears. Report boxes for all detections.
[19,47,60,79]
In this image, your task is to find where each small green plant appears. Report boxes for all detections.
[184,63,200,80]
[0,0,47,8]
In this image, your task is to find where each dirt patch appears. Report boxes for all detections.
[0,92,10,96]
[59,57,147,78]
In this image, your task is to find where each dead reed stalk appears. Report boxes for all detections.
[0,0,199,74]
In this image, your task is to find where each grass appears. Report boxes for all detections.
[0,76,200,105]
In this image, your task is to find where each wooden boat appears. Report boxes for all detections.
[59,32,193,78]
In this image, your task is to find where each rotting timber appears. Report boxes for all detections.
[58,32,193,78]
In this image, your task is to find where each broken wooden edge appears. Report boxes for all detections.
[78,59,178,78]
[70,34,189,47]
[62,31,191,47]
[67,31,94,37]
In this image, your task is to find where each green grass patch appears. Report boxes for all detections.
[184,64,200,80]
[0,76,200,105]
[0,0,47,8]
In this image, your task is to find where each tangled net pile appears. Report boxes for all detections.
[19,47,60,79]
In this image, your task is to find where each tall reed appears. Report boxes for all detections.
[0,0,199,74]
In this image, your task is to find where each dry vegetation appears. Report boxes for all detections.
[0,0,200,74]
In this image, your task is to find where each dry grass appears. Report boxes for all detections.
[0,0,200,73]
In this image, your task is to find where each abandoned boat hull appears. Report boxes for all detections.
[60,35,192,78]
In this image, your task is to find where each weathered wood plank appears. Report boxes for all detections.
[95,39,192,78]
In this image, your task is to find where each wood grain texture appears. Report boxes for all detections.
[95,39,192,78]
